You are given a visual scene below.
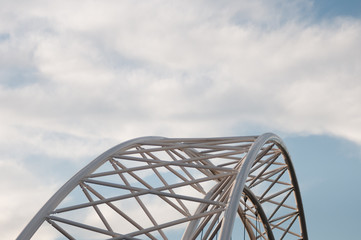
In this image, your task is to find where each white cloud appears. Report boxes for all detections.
[1,0,361,238]
[0,159,58,239]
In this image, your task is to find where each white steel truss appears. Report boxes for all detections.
[17,133,308,240]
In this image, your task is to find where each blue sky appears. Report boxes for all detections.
[1,0,361,239]
[285,135,361,239]
[313,0,361,19]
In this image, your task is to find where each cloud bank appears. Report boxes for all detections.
[1,0,361,238]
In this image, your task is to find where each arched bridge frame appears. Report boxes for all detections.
[18,133,308,240]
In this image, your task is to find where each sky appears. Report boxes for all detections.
[1,0,361,239]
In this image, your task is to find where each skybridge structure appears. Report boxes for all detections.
[18,133,308,240]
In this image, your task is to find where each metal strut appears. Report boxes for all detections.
[17,133,307,240]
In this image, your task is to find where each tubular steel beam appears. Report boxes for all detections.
[17,133,308,240]
[17,136,164,240]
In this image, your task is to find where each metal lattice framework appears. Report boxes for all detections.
[18,133,308,240]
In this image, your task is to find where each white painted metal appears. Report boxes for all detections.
[17,136,164,240]
[219,133,285,240]
[17,133,307,240]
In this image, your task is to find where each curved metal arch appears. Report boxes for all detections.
[17,133,308,240]
[219,133,308,240]
[242,186,275,240]
[17,136,164,240]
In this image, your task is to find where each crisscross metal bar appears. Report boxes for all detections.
[17,134,307,240]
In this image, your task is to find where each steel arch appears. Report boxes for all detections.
[18,133,308,240]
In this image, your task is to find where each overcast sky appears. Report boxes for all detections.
[1,0,361,239]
